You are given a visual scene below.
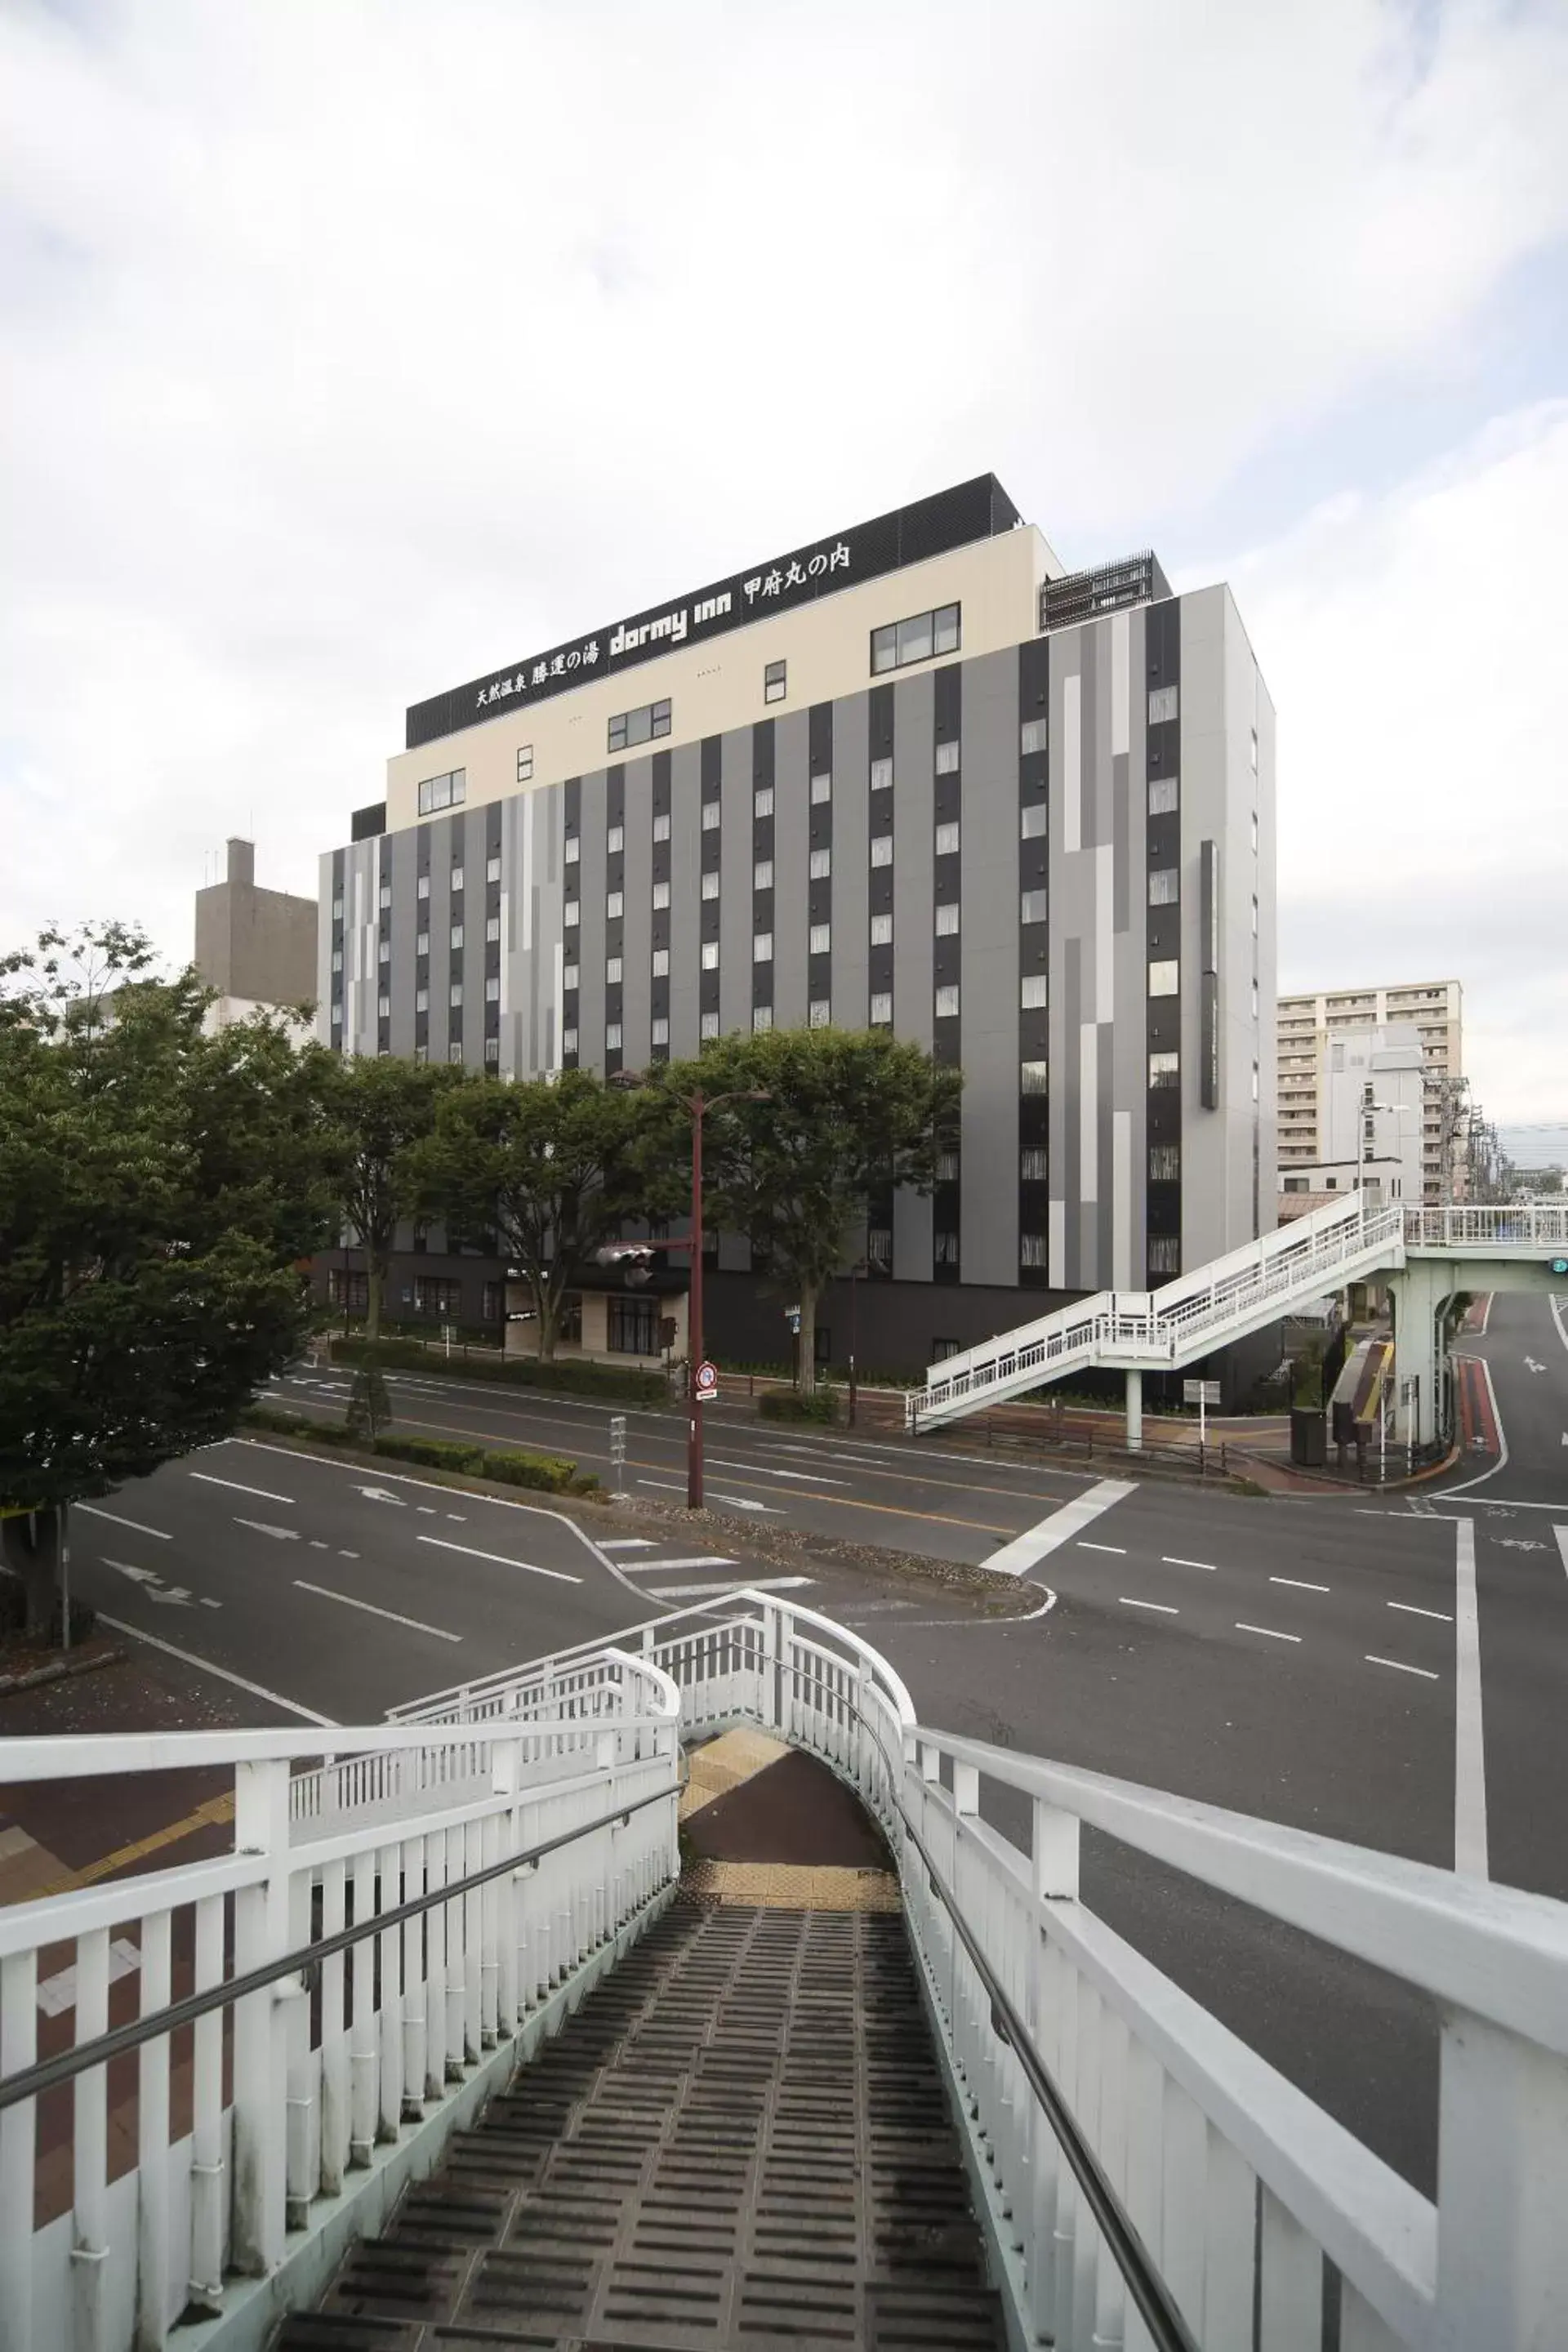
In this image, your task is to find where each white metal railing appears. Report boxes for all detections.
[910,1192,1568,1426]
[0,1660,681,2352]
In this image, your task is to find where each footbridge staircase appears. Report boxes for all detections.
[906,1195,1568,1436]
[2,1591,1567,2350]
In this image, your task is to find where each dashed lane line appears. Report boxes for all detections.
[1161,1555,1216,1572]
[76,1504,172,1541]
[1120,1597,1178,1615]
[1388,1601,1453,1622]
[189,1470,296,1504]
[1235,1623,1301,1644]
[1270,1576,1330,1592]
[1078,1542,1126,1555]
[292,1580,461,1642]
[1367,1655,1441,1682]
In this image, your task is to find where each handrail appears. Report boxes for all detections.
[0,1780,674,2114]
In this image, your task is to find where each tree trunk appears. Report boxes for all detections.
[536,1278,559,1363]
[366,1256,384,1346]
[1,1507,63,1638]
[796,1283,819,1395]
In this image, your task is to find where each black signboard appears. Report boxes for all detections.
[405,474,1020,751]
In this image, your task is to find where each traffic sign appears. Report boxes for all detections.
[1550,1257,1568,1276]
[1183,1379,1221,1405]
[694,1359,719,1401]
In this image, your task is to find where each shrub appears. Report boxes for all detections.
[241,1404,312,1436]
[370,1434,485,1474]
[329,1337,665,1405]
[758,1386,840,1425]
[481,1447,581,1494]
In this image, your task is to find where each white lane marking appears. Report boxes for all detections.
[621,1556,735,1573]
[416,1535,580,1585]
[1368,1654,1441,1682]
[1551,1294,1568,1356]
[706,1456,849,1487]
[234,1519,299,1542]
[1120,1597,1178,1614]
[77,1505,171,1541]
[639,1477,688,1493]
[1557,1526,1568,1578]
[309,1540,328,1550]
[1270,1576,1330,1593]
[95,1614,338,1725]
[38,1937,142,2018]
[189,1471,296,1504]
[102,1557,161,1585]
[1236,1623,1301,1643]
[1162,1555,1217,1572]
[1078,1542,1126,1555]
[983,1480,1138,1579]
[199,1597,221,1609]
[1441,1356,1509,1494]
[601,1539,657,1550]
[339,1550,359,1560]
[896,1587,1061,1628]
[1388,1601,1453,1622]
[356,1487,407,1507]
[446,1513,466,1521]
[645,1576,813,1600]
[635,1477,782,1515]
[416,1506,438,1516]
[293,1580,461,1642]
[1454,1520,1488,1878]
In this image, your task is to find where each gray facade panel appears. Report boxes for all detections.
[577,768,608,1072]
[719,728,752,1038]
[773,718,808,1031]
[831,693,870,1031]
[669,744,702,1057]
[316,851,335,1042]
[891,670,934,1284]
[621,755,653,1069]
[461,804,487,1070]
[958,648,1021,1289]
[388,826,418,1061]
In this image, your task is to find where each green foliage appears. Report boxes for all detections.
[758,1386,840,1424]
[368,1432,485,1473]
[329,1335,666,1403]
[480,1447,590,1493]
[321,1056,466,1339]
[345,1354,392,1442]
[406,1067,684,1361]
[237,1404,590,1491]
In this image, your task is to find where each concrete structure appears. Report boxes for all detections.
[1279,1021,1426,1213]
[320,479,1276,1375]
[195,836,318,1022]
[1277,979,1464,1205]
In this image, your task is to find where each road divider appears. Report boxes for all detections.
[241,1403,596,1497]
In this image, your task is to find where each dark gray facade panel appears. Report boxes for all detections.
[669,743,702,1058]
[890,669,935,1285]
[831,693,871,1031]
[719,727,754,1038]
[389,825,418,1061]
[773,716,809,1031]
[621,755,653,1070]
[958,648,1021,1289]
[577,768,608,1073]
[461,804,486,1069]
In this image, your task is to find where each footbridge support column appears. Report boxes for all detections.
[1388,1259,1450,1449]
[1125,1368,1143,1453]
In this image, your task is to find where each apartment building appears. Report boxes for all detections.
[1276,980,1463,1206]
[320,476,1276,1374]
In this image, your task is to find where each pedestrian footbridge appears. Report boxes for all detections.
[906,1196,1568,1443]
[2,1590,1566,2350]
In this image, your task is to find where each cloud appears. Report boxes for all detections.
[0,0,1565,1120]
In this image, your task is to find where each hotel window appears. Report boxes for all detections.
[1148,773,1179,815]
[378,880,391,911]
[1149,1050,1180,1088]
[1252,1061,1260,1102]
[808,999,831,1029]
[870,601,960,674]
[332,1005,343,1028]
[870,756,893,792]
[416,929,430,956]
[1021,889,1048,924]
[934,1231,960,1265]
[608,698,671,752]
[1252,895,1259,937]
[867,1226,893,1269]
[702,800,721,831]
[516,746,533,783]
[331,894,343,920]
[935,902,959,937]
[809,923,831,956]
[1021,1058,1049,1094]
[701,871,719,902]
[563,960,579,990]
[450,924,464,950]
[701,1010,719,1040]
[1148,1236,1180,1275]
[1150,1144,1181,1181]
[653,880,670,909]
[871,835,893,868]
[376,991,390,1018]
[416,873,430,899]
[564,898,580,927]
[484,1036,500,1064]
[412,1040,425,1061]
[608,1294,658,1356]
[565,834,580,865]
[810,771,832,804]
[1021,803,1047,840]
[1250,726,1258,773]
[377,938,390,965]
[1020,1234,1047,1268]
[753,1004,773,1032]
[607,824,624,855]
[934,821,960,857]
[1149,959,1179,996]
[449,982,463,1007]
[701,940,719,969]
[606,955,622,984]
[448,1040,464,1065]
[1148,685,1178,725]
[755,785,774,817]
[809,847,831,880]
[936,1149,959,1183]
[563,1026,578,1053]
[754,858,774,890]
[754,933,773,962]
[485,915,501,943]
[870,991,893,1024]
[764,659,786,705]
[486,853,501,884]
[653,810,670,843]
[652,1015,670,1046]
[932,1336,963,1361]
[1251,980,1259,1019]
[1148,866,1179,906]
[1020,718,1047,756]
[414,984,429,1013]
[870,912,893,946]
[1021,973,1048,1009]
[331,948,343,973]
[935,740,960,775]
[1021,1147,1048,1179]
[606,1022,622,1050]
[451,865,464,893]
[485,975,500,1002]
[607,889,623,919]
[416,768,466,816]
[652,947,669,977]
[935,984,960,1019]
[1251,813,1258,854]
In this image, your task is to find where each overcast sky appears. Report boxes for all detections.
[2,0,1565,1125]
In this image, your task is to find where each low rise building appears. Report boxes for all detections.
[1277,979,1464,1205]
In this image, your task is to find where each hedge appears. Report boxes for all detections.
[238,1405,591,1494]
[329,1338,666,1405]
[368,1433,486,1474]
[757,1388,840,1425]
[483,1448,596,1494]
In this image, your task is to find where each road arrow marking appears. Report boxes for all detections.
[1525,1356,1547,1374]
[146,1588,193,1606]
[234,1519,300,1541]
[356,1486,407,1506]
[102,1557,162,1585]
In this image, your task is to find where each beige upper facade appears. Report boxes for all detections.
[386,524,1061,837]
[1276,979,1464,1204]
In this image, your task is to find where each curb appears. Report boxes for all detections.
[0,1644,125,1698]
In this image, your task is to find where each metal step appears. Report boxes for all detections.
[279,1896,1004,2350]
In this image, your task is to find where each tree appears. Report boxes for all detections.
[0,925,341,1633]
[409,1068,684,1361]
[662,1027,961,1393]
[322,1055,465,1343]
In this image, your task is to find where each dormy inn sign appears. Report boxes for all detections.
[403,474,1020,751]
